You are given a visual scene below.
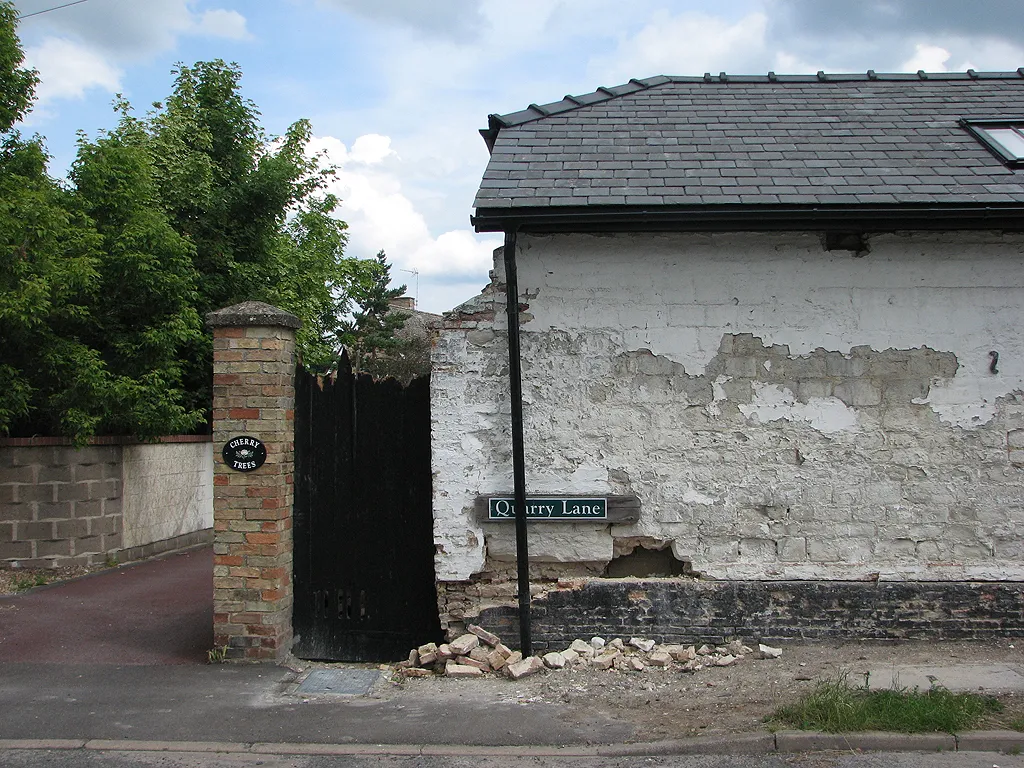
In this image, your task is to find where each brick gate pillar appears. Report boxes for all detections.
[206,301,300,661]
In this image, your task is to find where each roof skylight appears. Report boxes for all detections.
[962,119,1024,168]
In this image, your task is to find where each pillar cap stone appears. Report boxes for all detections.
[206,301,301,329]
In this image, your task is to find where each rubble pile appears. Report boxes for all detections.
[396,624,784,681]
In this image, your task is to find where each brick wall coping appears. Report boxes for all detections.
[206,301,301,329]
[0,435,213,447]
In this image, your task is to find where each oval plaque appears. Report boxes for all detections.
[222,435,267,472]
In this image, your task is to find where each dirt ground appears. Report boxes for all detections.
[0,564,102,596]
[376,638,1024,740]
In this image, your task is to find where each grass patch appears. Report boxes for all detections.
[769,672,1003,733]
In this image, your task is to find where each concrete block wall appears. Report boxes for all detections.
[0,437,213,568]
[431,230,1024,627]
[0,445,122,567]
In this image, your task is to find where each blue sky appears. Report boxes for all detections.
[12,0,1024,313]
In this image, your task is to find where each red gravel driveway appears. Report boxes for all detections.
[0,547,212,664]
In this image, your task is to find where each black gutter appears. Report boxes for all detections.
[502,229,531,657]
[472,203,1024,234]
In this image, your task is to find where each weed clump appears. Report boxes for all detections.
[770,671,1002,733]
[12,573,49,592]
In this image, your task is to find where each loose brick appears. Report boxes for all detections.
[467,624,501,646]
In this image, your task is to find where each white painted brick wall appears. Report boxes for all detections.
[432,231,1024,582]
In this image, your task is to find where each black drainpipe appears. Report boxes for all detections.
[502,228,531,657]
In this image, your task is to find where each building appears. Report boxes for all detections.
[432,72,1024,646]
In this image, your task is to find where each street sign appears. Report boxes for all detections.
[222,435,267,472]
[487,497,607,521]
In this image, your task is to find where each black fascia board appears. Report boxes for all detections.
[472,203,1024,234]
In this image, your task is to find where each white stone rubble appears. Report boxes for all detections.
[758,643,784,659]
[542,651,566,669]
[395,629,784,681]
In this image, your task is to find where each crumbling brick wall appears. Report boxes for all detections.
[472,579,1024,650]
[431,230,1024,633]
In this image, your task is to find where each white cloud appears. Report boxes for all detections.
[772,50,822,74]
[589,11,770,81]
[194,9,251,40]
[23,37,121,105]
[349,134,397,164]
[310,134,499,312]
[16,3,255,119]
[16,0,194,57]
[17,1,254,54]
[938,38,1024,71]
[901,44,951,72]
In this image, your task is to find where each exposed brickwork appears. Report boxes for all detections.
[471,579,1024,651]
[208,302,298,661]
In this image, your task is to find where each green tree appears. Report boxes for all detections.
[0,0,33,130]
[69,110,206,437]
[143,60,372,390]
[340,250,413,376]
[0,4,376,439]
[0,0,109,439]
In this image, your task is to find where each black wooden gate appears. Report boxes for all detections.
[292,352,442,661]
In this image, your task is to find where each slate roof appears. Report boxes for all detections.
[471,72,1024,232]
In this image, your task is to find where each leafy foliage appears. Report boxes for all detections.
[0,3,378,440]
[140,61,372,398]
[69,112,206,436]
[338,250,415,377]
[0,1,34,134]
[0,135,108,438]
[0,1,109,439]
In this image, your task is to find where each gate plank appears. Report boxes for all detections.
[293,357,441,662]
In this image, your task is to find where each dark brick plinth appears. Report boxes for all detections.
[476,580,1024,651]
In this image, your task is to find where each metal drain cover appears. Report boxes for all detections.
[297,669,381,695]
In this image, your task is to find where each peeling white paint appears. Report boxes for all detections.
[432,231,1024,583]
[913,364,1000,429]
[707,375,731,418]
[739,383,859,434]
[681,487,716,505]
[525,232,1024,428]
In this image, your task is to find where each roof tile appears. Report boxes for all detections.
[474,72,1024,212]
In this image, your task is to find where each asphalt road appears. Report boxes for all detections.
[1,748,1023,768]
[3,547,1024,765]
